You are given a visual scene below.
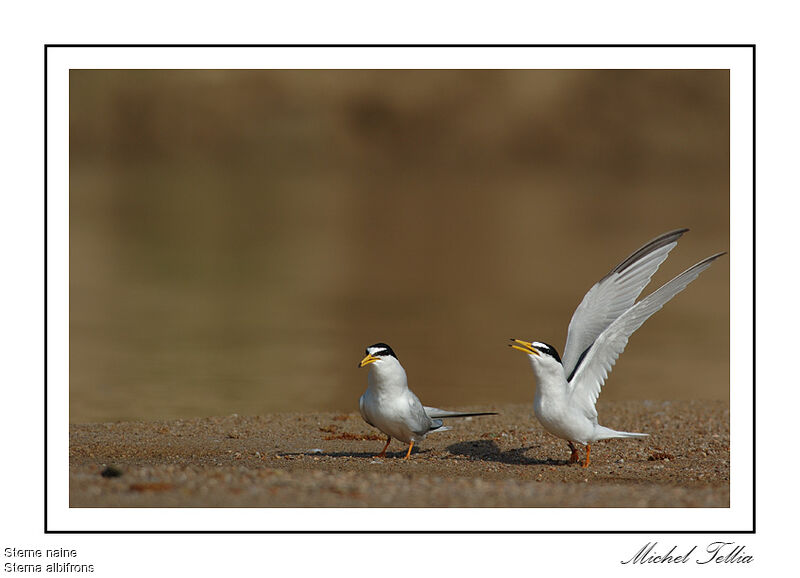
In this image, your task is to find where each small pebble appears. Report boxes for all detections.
[100,465,122,478]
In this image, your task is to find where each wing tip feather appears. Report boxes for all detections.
[610,228,690,276]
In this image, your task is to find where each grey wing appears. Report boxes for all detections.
[406,392,437,435]
[358,394,374,427]
[568,252,725,419]
[562,229,688,380]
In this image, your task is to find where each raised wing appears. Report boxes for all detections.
[568,252,725,420]
[562,229,689,380]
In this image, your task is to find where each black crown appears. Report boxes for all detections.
[366,342,398,360]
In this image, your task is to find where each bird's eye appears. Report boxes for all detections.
[534,342,562,363]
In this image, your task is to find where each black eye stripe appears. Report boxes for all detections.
[534,342,562,363]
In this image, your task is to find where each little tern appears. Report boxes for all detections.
[359,343,496,459]
[510,229,725,467]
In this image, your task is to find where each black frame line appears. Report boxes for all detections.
[47,43,750,48]
[44,43,48,533]
[46,43,755,534]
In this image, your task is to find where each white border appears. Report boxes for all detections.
[48,45,753,532]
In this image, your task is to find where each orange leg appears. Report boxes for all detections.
[403,441,415,460]
[567,441,580,464]
[376,436,391,458]
[582,443,592,468]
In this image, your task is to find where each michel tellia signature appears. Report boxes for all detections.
[621,542,754,565]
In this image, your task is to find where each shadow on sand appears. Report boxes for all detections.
[277,448,432,460]
[446,439,569,466]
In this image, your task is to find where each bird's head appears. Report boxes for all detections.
[359,342,400,369]
[509,338,563,370]
[359,343,406,388]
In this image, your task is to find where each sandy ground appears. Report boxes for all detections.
[69,400,729,508]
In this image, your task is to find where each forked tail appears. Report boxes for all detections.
[429,421,452,434]
[424,406,498,419]
[595,425,649,440]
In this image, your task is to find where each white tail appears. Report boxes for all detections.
[595,425,649,440]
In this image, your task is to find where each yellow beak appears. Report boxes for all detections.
[509,338,539,356]
[359,353,380,368]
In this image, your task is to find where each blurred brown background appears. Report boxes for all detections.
[69,69,729,423]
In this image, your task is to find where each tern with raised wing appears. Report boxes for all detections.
[510,229,725,467]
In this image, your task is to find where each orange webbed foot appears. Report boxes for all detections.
[567,441,581,464]
[375,436,391,459]
[582,444,592,468]
[403,441,415,460]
